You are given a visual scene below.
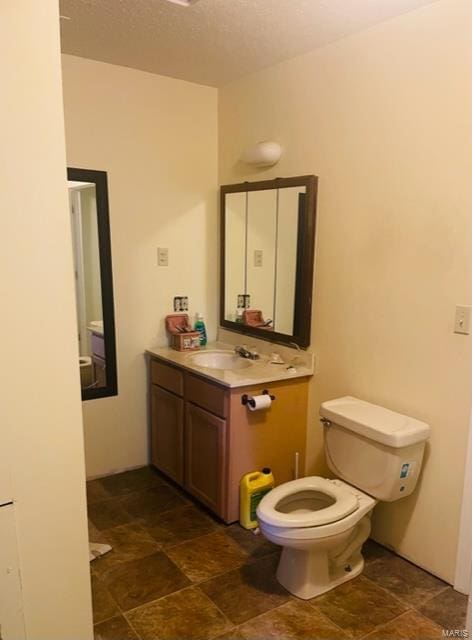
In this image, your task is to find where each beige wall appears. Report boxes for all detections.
[62,55,218,478]
[219,0,472,582]
[0,2,93,637]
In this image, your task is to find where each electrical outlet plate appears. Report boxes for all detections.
[254,249,263,267]
[173,296,188,312]
[157,247,169,266]
[455,305,471,335]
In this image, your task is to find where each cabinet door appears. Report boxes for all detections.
[151,386,184,485]
[92,356,107,388]
[185,402,227,517]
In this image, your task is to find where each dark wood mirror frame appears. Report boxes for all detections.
[68,167,118,400]
[220,175,318,348]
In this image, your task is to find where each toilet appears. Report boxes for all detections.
[257,396,430,599]
[79,355,93,388]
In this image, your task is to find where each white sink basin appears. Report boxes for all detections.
[188,350,253,371]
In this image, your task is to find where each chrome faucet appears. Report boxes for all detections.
[234,345,260,360]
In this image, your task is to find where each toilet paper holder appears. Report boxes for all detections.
[241,389,276,407]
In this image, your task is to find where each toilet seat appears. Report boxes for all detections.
[257,476,359,528]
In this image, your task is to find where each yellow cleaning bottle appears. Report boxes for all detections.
[240,468,274,529]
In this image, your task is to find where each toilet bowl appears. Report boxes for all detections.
[256,396,431,599]
[79,355,93,388]
[257,476,376,599]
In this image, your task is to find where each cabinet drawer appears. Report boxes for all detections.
[91,332,105,359]
[151,359,184,396]
[185,374,228,418]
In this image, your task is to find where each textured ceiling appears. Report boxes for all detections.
[60,0,438,87]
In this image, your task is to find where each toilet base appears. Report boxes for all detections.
[277,547,364,599]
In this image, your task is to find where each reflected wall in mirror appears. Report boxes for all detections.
[67,168,117,400]
[221,175,317,347]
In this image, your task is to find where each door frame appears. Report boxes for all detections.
[454,407,472,594]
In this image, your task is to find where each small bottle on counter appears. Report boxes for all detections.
[194,312,207,346]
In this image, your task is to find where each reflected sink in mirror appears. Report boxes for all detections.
[188,350,253,371]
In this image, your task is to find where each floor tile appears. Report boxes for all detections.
[120,485,188,519]
[418,586,467,631]
[200,555,289,625]
[362,610,444,639]
[102,550,190,611]
[89,518,101,542]
[362,538,395,565]
[213,630,246,640]
[214,627,244,640]
[94,615,139,640]
[363,554,447,608]
[238,600,348,640]
[87,479,112,505]
[88,497,133,531]
[100,466,165,497]
[127,586,232,640]
[91,575,120,625]
[166,530,248,582]
[224,524,277,561]
[92,523,161,576]
[310,575,407,639]
[141,504,219,547]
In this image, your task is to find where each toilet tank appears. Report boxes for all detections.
[320,397,430,502]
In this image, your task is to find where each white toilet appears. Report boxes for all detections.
[257,396,430,599]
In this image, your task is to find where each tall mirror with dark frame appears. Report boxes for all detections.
[220,175,318,348]
[67,168,117,400]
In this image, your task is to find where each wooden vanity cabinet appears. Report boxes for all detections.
[185,402,227,515]
[151,386,184,485]
[149,356,308,523]
[91,331,106,388]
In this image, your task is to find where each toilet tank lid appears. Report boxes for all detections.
[320,396,430,448]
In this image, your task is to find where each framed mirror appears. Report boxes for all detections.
[67,168,117,400]
[220,175,318,348]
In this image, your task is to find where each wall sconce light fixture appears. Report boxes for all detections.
[240,141,282,167]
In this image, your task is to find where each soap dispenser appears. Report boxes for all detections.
[194,313,207,346]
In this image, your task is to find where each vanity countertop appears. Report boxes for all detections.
[87,320,104,336]
[146,341,313,389]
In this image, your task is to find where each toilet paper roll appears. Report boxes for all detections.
[248,394,272,411]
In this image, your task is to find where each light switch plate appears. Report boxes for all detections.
[454,305,471,335]
[254,250,263,267]
[157,247,169,266]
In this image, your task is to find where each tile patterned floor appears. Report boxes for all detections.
[88,467,467,640]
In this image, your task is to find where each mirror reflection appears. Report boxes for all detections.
[222,176,317,347]
[67,168,117,400]
[68,181,104,390]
